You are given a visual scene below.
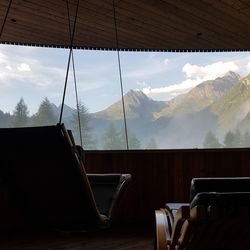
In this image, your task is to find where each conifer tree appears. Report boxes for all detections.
[102,123,124,150]
[120,127,141,149]
[234,129,242,147]
[224,130,242,148]
[32,97,57,126]
[203,131,221,148]
[12,97,29,127]
[242,130,250,147]
[128,133,141,149]
[224,130,235,148]
[146,137,158,149]
[72,101,96,149]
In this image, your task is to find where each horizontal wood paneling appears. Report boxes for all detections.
[1,0,250,51]
[85,149,250,223]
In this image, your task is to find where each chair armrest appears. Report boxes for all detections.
[155,205,190,250]
[170,205,190,247]
[154,209,170,250]
[87,174,131,221]
[165,203,190,228]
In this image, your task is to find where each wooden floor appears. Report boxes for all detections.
[0,225,153,250]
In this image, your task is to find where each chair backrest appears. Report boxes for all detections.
[179,192,250,250]
[0,124,103,229]
[189,177,250,202]
[190,191,250,209]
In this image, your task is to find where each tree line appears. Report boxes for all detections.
[2,97,57,128]
[98,123,158,150]
[4,97,250,150]
[203,130,250,148]
[1,97,158,150]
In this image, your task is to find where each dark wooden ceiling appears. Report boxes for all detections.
[1,0,250,51]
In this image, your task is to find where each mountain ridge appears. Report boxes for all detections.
[210,74,250,133]
[154,71,240,118]
[94,89,167,120]
[2,70,249,149]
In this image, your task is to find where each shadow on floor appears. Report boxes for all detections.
[0,224,153,250]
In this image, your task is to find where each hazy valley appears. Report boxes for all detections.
[2,71,250,149]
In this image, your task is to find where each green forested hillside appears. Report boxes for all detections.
[210,74,250,133]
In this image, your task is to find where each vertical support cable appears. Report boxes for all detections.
[0,0,13,38]
[59,0,80,124]
[59,46,73,124]
[65,0,83,147]
[72,51,83,147]
[112,0,129,150]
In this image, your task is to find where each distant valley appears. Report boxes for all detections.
[2,71,250,149]
[88,71,250,148]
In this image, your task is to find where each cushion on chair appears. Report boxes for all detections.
[190,191,250,209]
[189,177,250,202]
[87,174,123,215]
[87,174,131,217]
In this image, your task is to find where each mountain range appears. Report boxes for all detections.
[86,70,250,148]
[93,71,240,121]
[2,70,250,149]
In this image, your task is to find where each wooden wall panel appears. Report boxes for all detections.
[2,0,250,51]
[84,149,250,224]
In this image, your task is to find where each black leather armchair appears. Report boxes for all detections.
[155,177,250,250]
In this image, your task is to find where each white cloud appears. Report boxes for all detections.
[163,58,169,65]
[182,61,239,79]
[17,63,31,72]
[5,65,12,70]
[143,78,202,100]
[0,46,69,113]
[0,52,7,64]
[143,60,242,101]
[0,51,12,71]
[0,48,65,88]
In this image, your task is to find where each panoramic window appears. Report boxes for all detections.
[1,44,250,150]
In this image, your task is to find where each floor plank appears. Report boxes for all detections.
[0,225,153,250]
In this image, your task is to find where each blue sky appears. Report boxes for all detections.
[0,44,250,114]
